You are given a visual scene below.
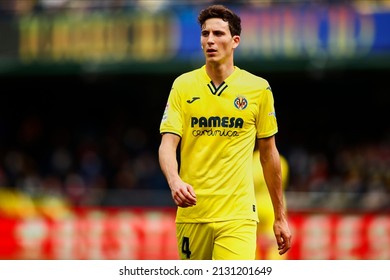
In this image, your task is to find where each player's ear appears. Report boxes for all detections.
[232,35,240,49]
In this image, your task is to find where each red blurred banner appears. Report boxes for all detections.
[287,212,390,260]
[0,208,178,260]
[0,208,389,260]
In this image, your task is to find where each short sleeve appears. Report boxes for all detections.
[159,79,183,137]
[256,84,278,139]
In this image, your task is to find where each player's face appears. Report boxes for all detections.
[200,18,240,65]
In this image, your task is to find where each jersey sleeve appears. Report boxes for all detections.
[256,83,278,139]
[159,79,183,137]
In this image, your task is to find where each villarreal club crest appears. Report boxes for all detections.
[234,96,248,110]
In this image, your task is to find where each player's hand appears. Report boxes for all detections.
[274,218,292,255]
[170,179,197,208]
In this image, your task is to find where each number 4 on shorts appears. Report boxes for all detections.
[182,237,191,259]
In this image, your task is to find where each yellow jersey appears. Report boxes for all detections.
[160,65,278,223]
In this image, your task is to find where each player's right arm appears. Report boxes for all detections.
[158,133,197,208]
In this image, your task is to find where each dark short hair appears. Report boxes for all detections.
[198,5,241,36]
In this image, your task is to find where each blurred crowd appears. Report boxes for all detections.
[0,110,389,217]
[287,139,390,211]
[1,0,390,16]
[0,108,167,217]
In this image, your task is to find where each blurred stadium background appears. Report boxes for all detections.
[0,0,389,260]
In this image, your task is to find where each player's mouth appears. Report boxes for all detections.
[206,48,217,54]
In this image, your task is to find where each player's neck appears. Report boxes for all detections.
[205,61,235,87]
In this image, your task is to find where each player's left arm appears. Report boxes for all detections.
[257,136,292,255]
